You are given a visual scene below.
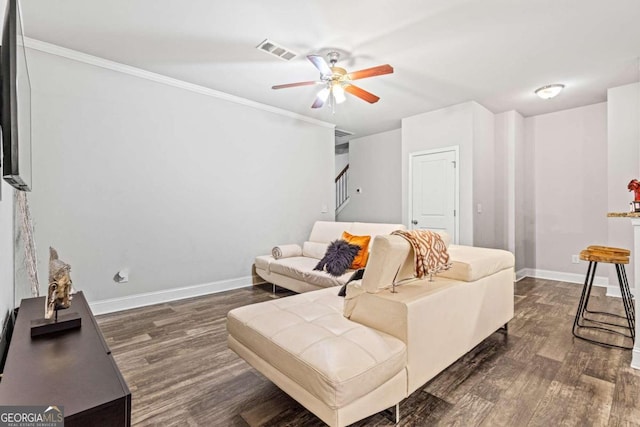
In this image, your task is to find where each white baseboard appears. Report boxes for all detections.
[515,269,529,282]
[90,275,260,315]
[517,268,609,287]
[605,287,623,298]
[632,347,640,370]
[516,268,628,298]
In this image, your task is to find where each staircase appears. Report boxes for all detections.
[335,164,350,214]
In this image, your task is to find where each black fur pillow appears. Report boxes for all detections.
[314,239,361,277]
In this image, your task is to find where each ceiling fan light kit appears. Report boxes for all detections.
[535,83,565,99]
[332,84,346,104]
[272,51,393,110]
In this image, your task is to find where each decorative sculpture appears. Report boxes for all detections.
[628,179,640,212]
[31,247,81,338]
[45,247,74,320]
[629,179,640,201]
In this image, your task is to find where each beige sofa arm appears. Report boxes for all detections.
[271,244,302,259]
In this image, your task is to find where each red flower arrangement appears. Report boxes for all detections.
[628,179,640,201]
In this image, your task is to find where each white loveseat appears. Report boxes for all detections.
[229,234,515,426]
[255,221,405,293]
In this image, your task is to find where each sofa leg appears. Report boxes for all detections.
[500,323,508,333]
[382,403,400,424]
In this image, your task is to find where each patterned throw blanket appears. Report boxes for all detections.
[391,230,452,279]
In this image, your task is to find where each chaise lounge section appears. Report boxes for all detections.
[229,234,514,426]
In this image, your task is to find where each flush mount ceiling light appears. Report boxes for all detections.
[535,84,565,99]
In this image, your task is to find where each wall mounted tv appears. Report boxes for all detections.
[0,0,32,192]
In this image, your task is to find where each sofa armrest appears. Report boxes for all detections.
[440,245,514,282]
[271,244,303,259]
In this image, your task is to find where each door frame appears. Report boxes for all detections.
[407,145,460,244]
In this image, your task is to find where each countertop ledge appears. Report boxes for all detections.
[608,212,640,218]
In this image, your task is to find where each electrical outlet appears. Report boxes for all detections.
[114,269,129,283]
[571,254,580,264]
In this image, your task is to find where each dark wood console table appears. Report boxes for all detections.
[0,291,131,426]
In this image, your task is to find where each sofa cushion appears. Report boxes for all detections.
[308,221,353,243]
[227,288,407,409]
[361,235,413,293]
[270,257,353,287]
[350,222,405,245]
[308,221,406,245]
[302,241,329,259]
[341,231,371,269]
[440,245,515,282]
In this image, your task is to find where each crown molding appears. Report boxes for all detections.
[24,37,335,130]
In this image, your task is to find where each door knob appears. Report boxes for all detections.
[412,220,418,225]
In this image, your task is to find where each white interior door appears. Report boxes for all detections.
[410,149,458,242]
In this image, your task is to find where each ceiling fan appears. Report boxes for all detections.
[272,51,393,110]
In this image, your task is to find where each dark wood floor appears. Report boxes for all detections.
[97,278,640,426]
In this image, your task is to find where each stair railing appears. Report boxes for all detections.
[335,164,349,211]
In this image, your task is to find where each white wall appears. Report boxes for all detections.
[0,181,14,333]
[26,47,335,311]
[0,0,14,336]
[607,83,639,289]
[471,103,496,248]
[512,112,526,272]
[495,111,525,267]
[402,101,496,246]
[523,113,537,272]
[337,129,402,223]
[335,152,349,177]
[494,113,509,250]
[402,103,474,244]
[524,103,608,276]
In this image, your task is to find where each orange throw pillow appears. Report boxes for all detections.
[341,231,371,269]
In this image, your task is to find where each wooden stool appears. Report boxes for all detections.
[573,246,635,349]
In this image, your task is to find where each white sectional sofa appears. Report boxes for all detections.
[229,234,515,426]
[255,221,405,293]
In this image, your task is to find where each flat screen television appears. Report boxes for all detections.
[1,0,32,191]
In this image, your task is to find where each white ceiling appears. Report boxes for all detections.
[21,0,640,139]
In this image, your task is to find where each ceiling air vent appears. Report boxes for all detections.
[256,39,297,61]
[335,128,354,138]
[335,128,354,145]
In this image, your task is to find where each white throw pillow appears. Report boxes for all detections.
[302,241,329,260]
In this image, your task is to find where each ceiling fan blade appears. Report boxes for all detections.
[311,87,330,108]
[307,55,332,76]
[346,64,394,81]
[311,97,325,109]
[272,81,322,90]
[344,84,380,103]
